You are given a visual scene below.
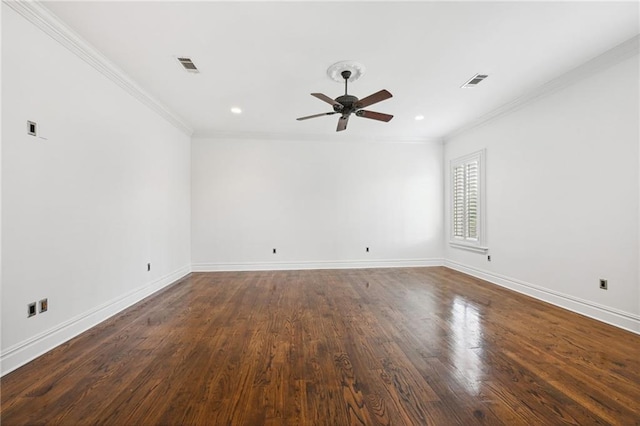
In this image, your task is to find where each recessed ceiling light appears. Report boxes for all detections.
[415,115,425,121]
[230,107,242,114]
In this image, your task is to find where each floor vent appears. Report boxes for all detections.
[461,73,488,88]
[177,57,199,73]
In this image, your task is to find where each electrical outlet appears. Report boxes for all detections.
[599,279,608,290]
[27,121,37,136]
[487,255,491,262]
[39,298,48,313]
[272,248,277,254]
[28,302,37,318]
[366,247,370,253]
[147,263,151,272]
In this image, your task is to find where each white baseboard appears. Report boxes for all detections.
[444,260,640,335]
[192,258,444,272]
[7,259,634,377]
[0,265,192,377]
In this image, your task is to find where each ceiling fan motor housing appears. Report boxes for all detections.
[334,95,359,113]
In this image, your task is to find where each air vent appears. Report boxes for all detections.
[461,73,488,88]
[177,57,199,73]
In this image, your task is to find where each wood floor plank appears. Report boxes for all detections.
[2,267,640,425]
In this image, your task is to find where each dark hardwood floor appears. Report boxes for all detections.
[1,267,639,425]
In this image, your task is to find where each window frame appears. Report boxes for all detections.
[449,149,488,253]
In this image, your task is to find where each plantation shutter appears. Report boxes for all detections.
[451,150,484,247]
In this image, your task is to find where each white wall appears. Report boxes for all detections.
[1,4,192,374]
[192,137,443,270]
[444,53,639,332]
[3,1,637,383]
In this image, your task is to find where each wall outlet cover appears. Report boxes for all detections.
[28,303,37,317]
[27,120,37,136]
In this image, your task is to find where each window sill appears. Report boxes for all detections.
[449,242,489,254]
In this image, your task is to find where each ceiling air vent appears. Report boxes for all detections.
[461,73,488,88]
[177,57,199,73]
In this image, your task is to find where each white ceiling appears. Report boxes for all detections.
[44,1,639,141]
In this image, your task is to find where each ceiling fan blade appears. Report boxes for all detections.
[355,89,392,109]
[336,116,349,132]
[296,112,337,121]
[311,93,343,109]
[356,110,394,122]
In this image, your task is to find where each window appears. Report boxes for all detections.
[450,150,487,252]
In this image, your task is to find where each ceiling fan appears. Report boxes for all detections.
[297,70,393,132]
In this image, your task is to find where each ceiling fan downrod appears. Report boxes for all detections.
[342,70,351,95]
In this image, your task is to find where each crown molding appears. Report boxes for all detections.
[192,130,443,145]
[444,35,640,142]
[4,0,194,136]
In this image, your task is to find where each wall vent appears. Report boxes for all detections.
[177,57,199,73]
[461,73,488,88]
